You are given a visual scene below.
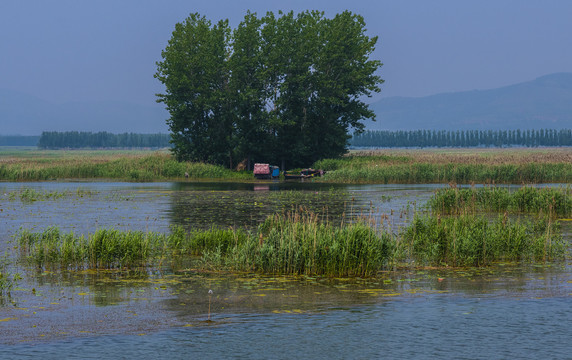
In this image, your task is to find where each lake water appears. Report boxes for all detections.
[0,182,570,359]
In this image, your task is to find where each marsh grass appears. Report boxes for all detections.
[429,186,572,217]
[18,227,163,269]
[400,214,564,266]
[316,148,572,183]
[3,147,571,183]
[16,213,397,276]
[206,211,396,277]
[0,150,250,181]
[320,162,572,184]
[16,205,567,275]
[168,226,249,257]
[16,225,250,269]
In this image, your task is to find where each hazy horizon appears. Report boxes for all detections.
[2,1,572,134]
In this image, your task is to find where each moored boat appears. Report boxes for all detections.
[253,163,280,179]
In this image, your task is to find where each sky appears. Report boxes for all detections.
[1,0,572,107]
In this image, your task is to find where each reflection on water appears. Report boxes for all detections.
[0,181,570,357]
[0,181,435,249]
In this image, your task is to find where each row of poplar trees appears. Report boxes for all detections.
[351,129,572,148]
[38,131,171,149]
[155,11,383,169]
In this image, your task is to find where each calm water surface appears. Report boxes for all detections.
[0,182,570,359]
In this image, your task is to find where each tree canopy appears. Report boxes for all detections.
[155,11,383,169]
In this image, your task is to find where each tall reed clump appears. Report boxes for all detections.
[400,214,564,267]
[18,227,167,269]
[16,225,249,269]
[209,211,396,277]
[167,225,248,257]
[429,186,572,217]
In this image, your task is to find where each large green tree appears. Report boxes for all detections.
[155,14,232,164]
[155,11,383,168]
[229,11,267,170]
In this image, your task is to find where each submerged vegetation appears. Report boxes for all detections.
[4,188,97,202]
[0,255,20,295]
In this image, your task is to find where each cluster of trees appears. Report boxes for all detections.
[0,135,40,146]
[351,129,572,148]
[155,11,382,169]
[38,131,171,149]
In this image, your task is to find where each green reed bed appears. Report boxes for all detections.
[16,208,567,276]
[429,186,572,217]
[18,227,166,269]
[168,226,249,257]
[314,149,572,184]
[401,214,563,267]
[16,217,395,277]
[16,225,251,269]
[0,152,250,181]
[319,162,572,184]
[313,154,412,171]
[205,211,396,277]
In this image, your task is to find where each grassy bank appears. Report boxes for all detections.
[0,149,250,181]
[16,210,566,276]
[316,148,572,183]
[2,147,571,183]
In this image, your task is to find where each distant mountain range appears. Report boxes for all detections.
[364,72,572,131]
[1,73,571,136]
[0,89,169,135]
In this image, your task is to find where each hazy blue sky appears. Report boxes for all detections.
[1,0,572,106]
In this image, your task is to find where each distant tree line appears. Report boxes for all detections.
[351,129,572,148]
[38,131,171,149]
[0,135,40,146]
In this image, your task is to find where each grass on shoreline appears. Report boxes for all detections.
[2,147,571,183]
[0,150,250,181]
[316,148,572,183]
